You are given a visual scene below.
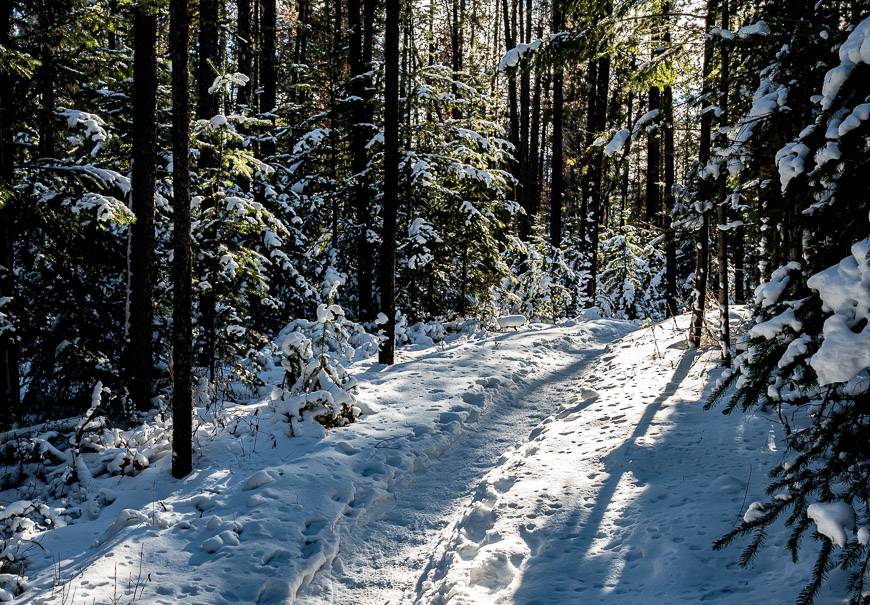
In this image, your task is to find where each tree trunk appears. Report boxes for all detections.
[662,1,677,316]
[501,0,520,203]
[197,0,221,379]
[689,0,717,348]
[170,0,193,478]
[349,0,374,319]
[549,0,563,247]
[0,0,19,428]
[585,47,610,301]
[260,0,277,156]
[379,0,400,365]
[645,86,661,224]
[716,0,731,366]
[237,0,253,108]
[124,6,159,412]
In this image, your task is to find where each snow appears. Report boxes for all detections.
[632,109,660,136]
[748,307,802,339]
[604,129,630,158]
[776,142,810,191]
[17,318,631,604]
[838,102,870,137]
[754,261,800,308]
[806,501,855,547]
[14,315,853,604]
[737,21,770,38]
[498,40,542,71]
[821,17,870,109]
[807,238,870,385]
[410,315,837,604]
[495,314,527,329]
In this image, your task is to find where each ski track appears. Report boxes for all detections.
[303,333,613,604]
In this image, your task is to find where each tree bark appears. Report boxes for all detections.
[662,1,677,316]
[124,6,159,411]
[689,0,718,348]
[549,0,563,247]
[585,47,610,301]
[716,0,731,366]
[349,0,374,319]
[170,0,193,479]
[379,0,400,365]
[0,0,19,428]
[260,0,277,156]
[645,87,661,224]
[237,0,253,108]
[197,0,221,379]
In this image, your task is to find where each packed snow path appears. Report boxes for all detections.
[302,321,631,604]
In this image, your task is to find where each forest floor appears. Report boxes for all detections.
[22,314,847,604]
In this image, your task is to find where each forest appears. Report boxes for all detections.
[0,0,868,602]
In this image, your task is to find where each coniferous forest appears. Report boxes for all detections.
[0,0,869,602]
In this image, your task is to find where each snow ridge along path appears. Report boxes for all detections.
[23,318,632,605]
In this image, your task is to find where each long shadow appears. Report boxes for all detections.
[508,344,846,605]
[511,349,700,604]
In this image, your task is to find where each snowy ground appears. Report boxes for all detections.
[18,314,849,604]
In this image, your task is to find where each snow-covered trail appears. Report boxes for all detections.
[413,315,844,605]
[303,325,622,604]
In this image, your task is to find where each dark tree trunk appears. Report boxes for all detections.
[0,0,19,428]
[124,6,159,412]
[198,0,221,120]
[662,1,677,316]
[716,0,731,366]
[260,0,277,156]
[585,49,610,301]
[379,0,400,365]
[197,0,221,379]
[38,44,55,159]
[349,0,374,319]
[645,86,661,224]
[237,0,253,108]
[501,0,520,199]
[689,0,717,348]
[108,0,119,49]
[733,223,745,303]
[549,0,563,247]
[170,0,193,478]
[528,46,542,222]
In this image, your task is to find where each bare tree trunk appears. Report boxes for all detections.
[662,1,677,316]
[645,86,661,224]
[237,0,253,108]
[379,0,400,365]
[197,0,222,379]
[170,0,193,479]
[0,0,19,428]
[716,0,731,366]
[125,6,159,411]
[260,0,277,156]
[689,0,717,348]
[549,0,563,247]
[501,0,520,211]
[585,47,610,301]
[349,0,375,319]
